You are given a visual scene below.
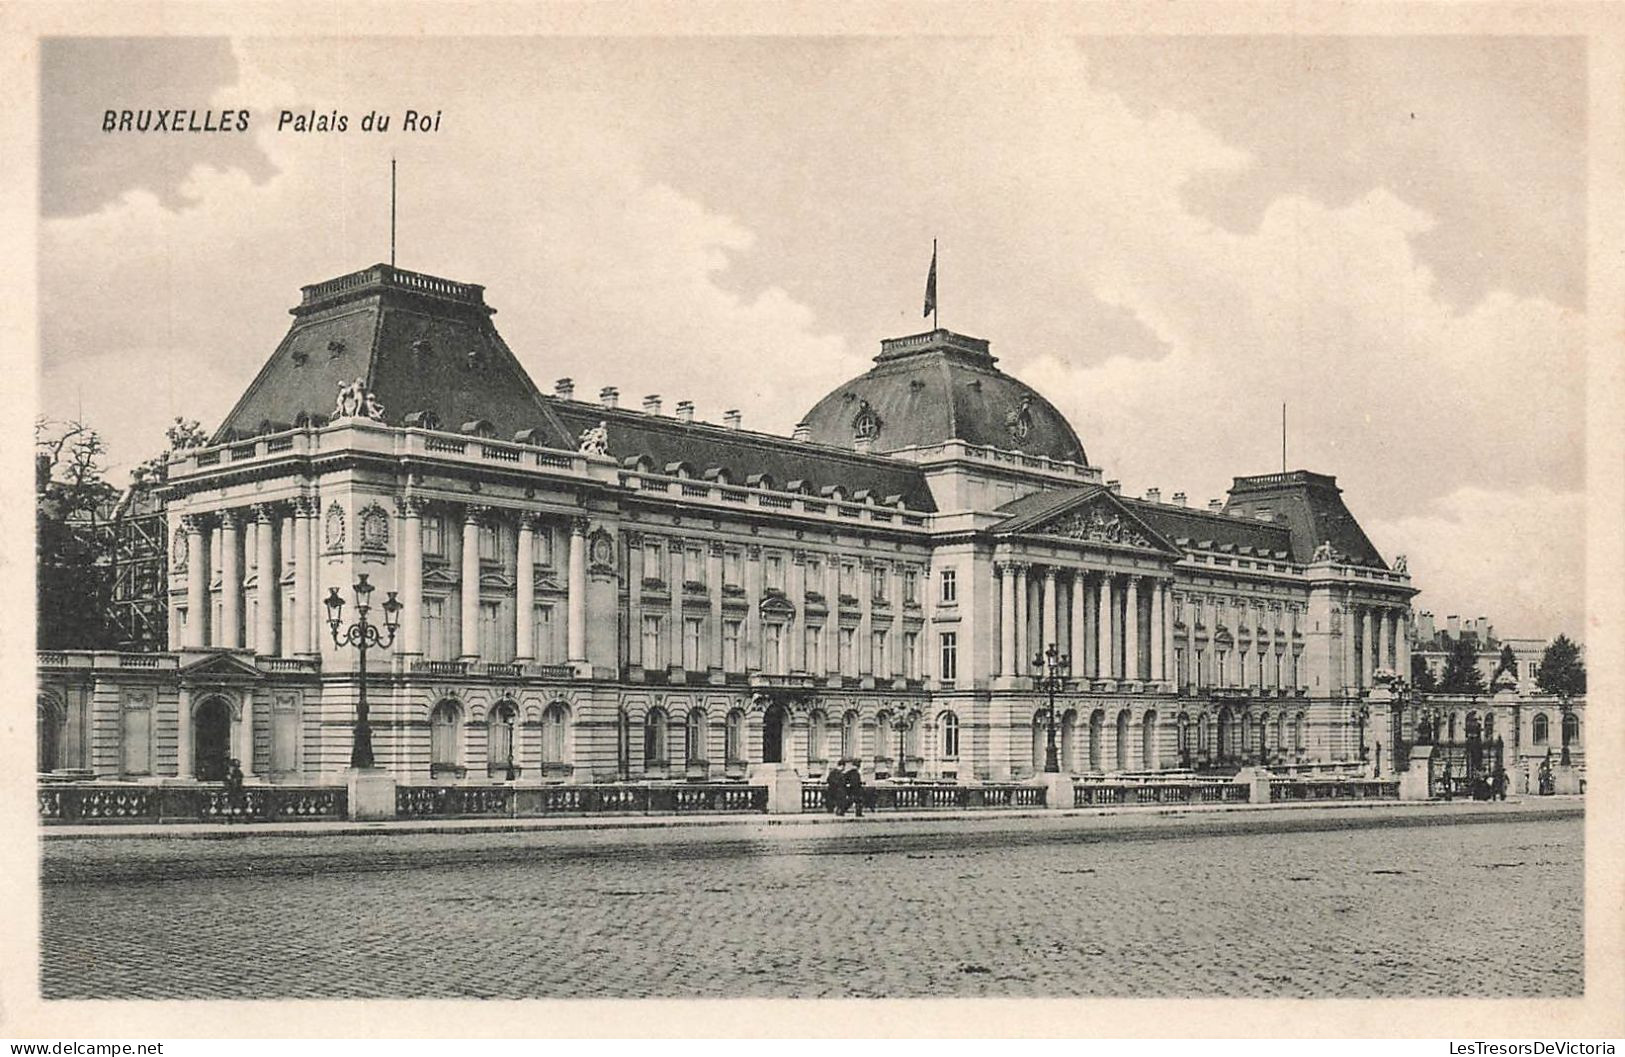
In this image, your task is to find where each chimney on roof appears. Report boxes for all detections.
[723,409,742,430]
[792,421,811,442]
[555,377,574,400]
[1172,491,1187,507]
[1446,614,1461,638]
[1208,499,1223,512]
[1145,487,1161,504]
[1106,479,1121,494]
[676,400,694,424]
[643,394,663,416]
[599,386,619,409]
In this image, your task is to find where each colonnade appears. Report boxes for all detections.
[996,562,1170,683]
[1346,601,1409,689]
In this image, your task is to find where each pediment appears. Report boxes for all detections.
[423,565,460,587]
[178,651,266,682]
[759,595,797,617]
[1001,490,1179,555]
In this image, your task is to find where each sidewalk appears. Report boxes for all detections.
[40,792,1584,842]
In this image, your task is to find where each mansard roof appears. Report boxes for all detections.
[1221,470,1388,569]
[547,400,938,512]
[1122,498,1297,560]
[212,265,574,446]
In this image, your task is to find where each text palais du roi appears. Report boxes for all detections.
[101,108,444,134]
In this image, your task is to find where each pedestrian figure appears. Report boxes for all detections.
[225,758,247,824]
[842,759,865,818]
[1493,767,1508,801]
[825,762,847,815]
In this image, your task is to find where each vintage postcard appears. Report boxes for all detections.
[2,0,1621,1041]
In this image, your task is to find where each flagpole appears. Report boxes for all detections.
[933,238,939,332]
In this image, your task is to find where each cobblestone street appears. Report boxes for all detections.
[40,805,1582,999]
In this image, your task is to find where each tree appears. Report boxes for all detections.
[1494,643,1518,681]
[1438,636,1486,696]
[1536,634,1585,766]
[1411,653,1437,694]
[36,418,119,649]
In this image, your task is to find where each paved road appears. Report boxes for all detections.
[40,806,1582,999]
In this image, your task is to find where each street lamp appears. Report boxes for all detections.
[890,708,920,779]
[1031,643,1070,774]
[324,573,402,769]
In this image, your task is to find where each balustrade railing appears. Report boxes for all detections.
[1268,778,1399,802]
[1074,781,1251,807]
[801,782,1047,812]
[39,784,347,823]
[398,783,769,817]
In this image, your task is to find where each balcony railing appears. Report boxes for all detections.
[39,784,347,824]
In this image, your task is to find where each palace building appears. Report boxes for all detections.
[38,263,1421,788]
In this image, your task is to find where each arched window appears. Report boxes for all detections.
[38,696,63,773]
[841,710,860,761]
[1483,712,1495,741]
[940,711,960,759]
[1275,713,1286,751]
[1059,710,1076,772]
[1088,710,1104,771]
[1115,710,1130,771]
[808,709,828,764]
[645,707,669,766]
[1197,713,1210,753]
[725,709,746,764]
[873,710,891,761]
[1532,713,1549,744]
[1141,711,1158,770]
[541,703,569,766]
[616,707,631,778]
[1561,712,1579,746]
[488,700,518,776]
[430,700,462,776]
[1031,710,1047,772]
[686,708,708,764]
[1294,712,1306,752]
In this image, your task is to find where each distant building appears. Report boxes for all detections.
[1410,611,1570,692]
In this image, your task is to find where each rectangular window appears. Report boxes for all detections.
[644,541,665,583]
[271,697,298,773]
[535,526,554,567]
[766,553,785,591]
[686,546,705,586]
[904,568,919,604]
[422,514,444,557]
[1527,661,1539,679]
[533,604,555,662]
[764,623,784,674]
[840,562,857,599]
[871,630,888,674]
[939,567,957,604]
[723,619,742,671]
[724,549,742,586]
[683,617,703,670]
[871,566,887,602]
[641,615,663,668]
[479,600,505,659]
[805,555,822,586]
[478,523,500,562]
[804,624,823,670]
[939,632,958,683]
[423,597,446,660]
[904,631,920,678]
[839,627,856,675]
[122,694,152,776]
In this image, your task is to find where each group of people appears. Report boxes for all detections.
[823,760,868,817]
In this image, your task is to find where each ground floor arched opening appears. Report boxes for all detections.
[195,697,233,781]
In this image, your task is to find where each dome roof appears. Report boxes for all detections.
[800,330,1087,464]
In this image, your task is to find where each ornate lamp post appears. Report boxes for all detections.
[1031,643,1070,774]
[890,708,920,779]
[324,573,402,769]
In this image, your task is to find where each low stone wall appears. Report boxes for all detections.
[38,783,347,824]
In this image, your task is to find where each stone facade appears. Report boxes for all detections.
[38,264,1434,788]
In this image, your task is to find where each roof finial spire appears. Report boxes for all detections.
[390,157,397,268]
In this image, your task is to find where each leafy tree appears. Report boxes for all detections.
[1438,635,1486,696]
[1410,653,1437,694]
[36,418,119,649]
[1536,635,1585,700]
[1494,643,1518,681]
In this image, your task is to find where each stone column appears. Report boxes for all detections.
[1096,573,1112,679]
[823,554,839,675]
[1361,608,1375,687]
[1374,607,1388,675]
[627,532,644,668]
[292,500,314,655]
[218,511,241,649]
[253,505,277,655]
[184,515,208,648]
[1397,611,1411,679]
[1040,566,1058,655]
[176,686,193,779]
[857,557,874,676]
[1012,563,1029,675]
[399,498,425,658]
[998,563,1016,676]
[1070,572,1087,677]
[745,545,763,671]
[567,517,587,663]
[460,506,484,660]
[1124,576,1141,680]
[888,562,904,678]
[669,535,685,671]
[515,513,536,662]
[790,552,808,671]
[1342,596,1358,690]
[236,695,254,775]
[1149,579,1164,686]
[707,541,724,670]
[279,512,298,658]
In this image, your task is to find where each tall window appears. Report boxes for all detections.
[542,703,568,765]
[122,696,152,776]
[904,631,920,678]
[644,708,669,766]
[723,620,742,671]
[839,562,857,598]
[271,696,298,772]
[644,540,665,583]
[725,709,745,764]
[941,711,960,758]
[1532,713,1549,744]
[805,554,823,585]
[488,700,517,775]
[871,565,888,602]
[533,604,555,662]
[763,622,785,674]
[808,710,828,763]
[724,549,742,586]
[535,525,554,567]
[841,711,859,760]
[682,617,704,670]
[939,567,957,604]
[686,709,707,763]
[423,597,447,661]
[939,631,958,682]
[870,630,888,674]
[839,627,856,676]
[478,523,499,562]
[641,615,662,668]
[804,624,823,670]
[479,601,506,660]
[765,553,784,591]
[904,568,919,604]
[430,700,461,773]
[685,546,705,586]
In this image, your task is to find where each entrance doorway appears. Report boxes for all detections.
[762,704,787,764]
[38,698,61,772]
[195,698,232,781]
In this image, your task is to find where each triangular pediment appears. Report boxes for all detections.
[177,651,267,682]
[423,564,460,587]
[997,488,1180,555]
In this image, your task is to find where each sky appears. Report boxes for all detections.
[37,35,1587,641]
